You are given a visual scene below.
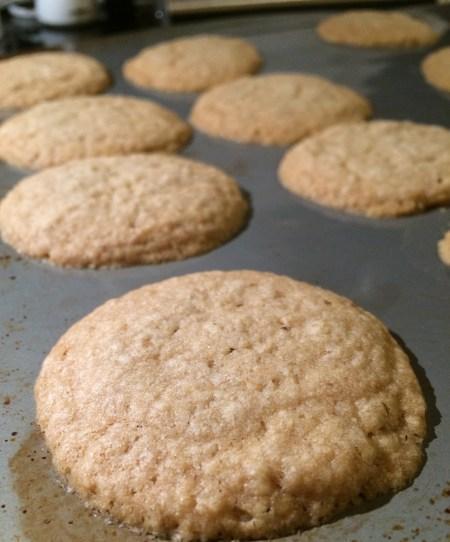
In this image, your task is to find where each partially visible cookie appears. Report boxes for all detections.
[279,120,450,217]
[438,232,450,266]
[123,34,262,93]
[0,95,191,169]
[190,73,371,146]
[0,154,248,268]
[422,47,450,93]
[35,270,426,541]
[0,52,110,112]
[317,11,439,48]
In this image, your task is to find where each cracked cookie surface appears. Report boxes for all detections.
[0,154,247,267]
[0,95,191,169]
[0,52,110,111]
[35,270,426,540]
[279,120,450,217]
[123,34,262,93]
[190,73,371,146]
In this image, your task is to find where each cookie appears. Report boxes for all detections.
[190,73,371,146]
[438,232,450,266]
[279,120,450,217]
[0,52,110,112]
[35,270,426,541]
[123,34,262,93]
[317,10,439,48]
[0,154,247,267]
[422,47,450,93]
[0,95,191,169]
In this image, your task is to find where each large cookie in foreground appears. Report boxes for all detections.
[317,10,438,48]
[0,52,110,112]
[190,73,371,146]
[0,154,248,267]
[0,95,191,169]
[123,34,262,93]
[279,120,450,217]
[35,270,426,541]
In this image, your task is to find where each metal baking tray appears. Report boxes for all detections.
[1,5,449,542]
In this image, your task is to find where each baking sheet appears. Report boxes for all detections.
[1,6,450,542]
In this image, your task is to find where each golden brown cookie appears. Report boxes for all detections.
[422,47,450,93]
[35,270,426,541]
[438,231,450,265]
[123,34,262,93]
[190,73,371,146]
[279,120,450,217]
[317,10,439,48]
[0,154,248,267]
[0,52,110,113]
[0,95,191,169]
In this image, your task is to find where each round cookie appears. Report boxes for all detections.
[190,73,371,146]
[0,154,248,268]
[438,232,450,266]
[317,10,439,48]
[0,52,110,112]
[279,120,450,217]
[0,95,191,170]
[123,34,262,93]
[35,270,426,541]
[422,47,450,93]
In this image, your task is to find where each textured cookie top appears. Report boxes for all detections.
[35,271,426,541]
[123,34,262,93]
[190,73,371,146]
[0,154,247,268]
[279,120,450,217]
[0,52,110,111]
[0,95,191,169]
[317,10,439,48]
[422,47,450,93]
[438,232,450,266]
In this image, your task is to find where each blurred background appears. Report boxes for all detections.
[1,0,447,54]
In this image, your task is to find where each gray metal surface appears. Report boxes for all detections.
[1,6,450,542]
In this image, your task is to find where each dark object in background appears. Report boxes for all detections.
[101,0,167,29]
[101,0,137,29]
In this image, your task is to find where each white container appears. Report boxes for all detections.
[35,0,98,26]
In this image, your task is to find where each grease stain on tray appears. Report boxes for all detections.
[0,254,22,269]
[10,429,154,542]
